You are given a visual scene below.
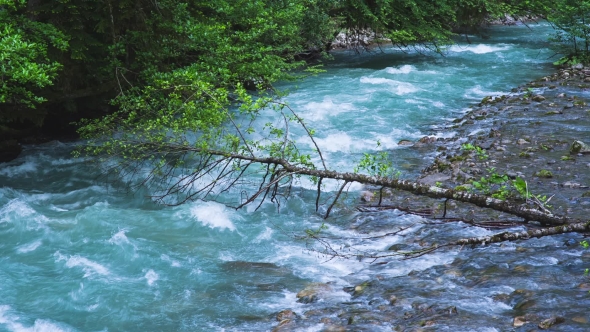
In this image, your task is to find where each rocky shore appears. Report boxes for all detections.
[271,65,590,331]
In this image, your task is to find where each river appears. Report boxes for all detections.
[1,22,588,331]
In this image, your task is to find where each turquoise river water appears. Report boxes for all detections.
[1,23,589,331]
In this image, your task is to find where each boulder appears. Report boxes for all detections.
[538,316,565,329]
[513,316,527,327]
[531,95,546,102]
[360,191,374,202]
[570,140,590,154]
[397,139,414,146]
[296,283,331,304]
[276,309,297,321]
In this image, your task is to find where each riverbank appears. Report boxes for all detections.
[274,65,590,331]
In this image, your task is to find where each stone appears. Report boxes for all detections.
[418,173,451,186]
[360,191,374,202]
[538,316,565,329]
[389,295,398,305]
[276,309,297,321]
[517,139,529,145]
[398,140,414,146]
[531,95,546,102]
[418,136,436,144]
[513,316,527,327]
[572,316,588,324]
[570,140,590,154]
[353,282,370,296]
[562,181,581,188]
[513,299,535,310]
[573,63,584,70]
[296,283,331,304]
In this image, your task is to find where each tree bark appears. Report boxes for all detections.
[144,143,581,226]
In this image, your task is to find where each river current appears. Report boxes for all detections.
[1,23,588,331]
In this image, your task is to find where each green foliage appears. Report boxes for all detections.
[354,148,400,179]
[535,169,554,178]
[543,0,590,63]
[461,143,488,160]
[0,1,69,124]
[470,168,511,199]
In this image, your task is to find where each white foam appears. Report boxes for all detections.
[190,201,237,231]
[385,64,415,74]
[0,161,37,177]
[145,269,159,286]
[311,129,421,155]
[463,85,504,100]
[0,199,35,222]
[450,44,511,54]
[359,77,419,95]
[0,305,73,332]
[16,240,42,254]
[404,99,424,104]
[109,229,129,245]
[253,227,274,243]
[55,252,110,278]
[300,97,355,121]
[160,254,181,267]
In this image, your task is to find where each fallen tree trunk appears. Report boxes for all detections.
[139,143,580,226]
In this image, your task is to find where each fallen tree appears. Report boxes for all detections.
[79,95,588,259]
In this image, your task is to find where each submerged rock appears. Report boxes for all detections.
[538,316,565,329]
[296,283,332,304]
[513,316,527,327]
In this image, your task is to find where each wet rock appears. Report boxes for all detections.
[517,138,529,145]
[272,318,296,332]
[480,96,494,105]
[538,316,565,329]
[418,136,437,144]
[353,281,370,296]
[398,139,414,146]
[573,316,588,324]
[296,283,331,304]
[562,181,581,188]
[360,191,374,202]
[323,325,346,332]
[418,173,451,186]
[513,316,528,327]
[532,95,546,102]
[276,309,297,321]
[534,170,553,178]
[389,295,398,305]
[570,140,590,154]
[513,298,536,310]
